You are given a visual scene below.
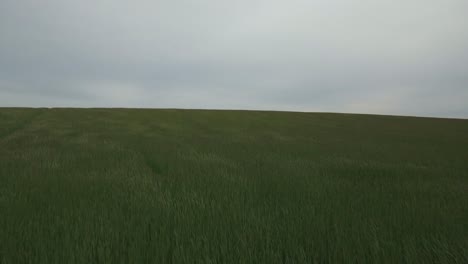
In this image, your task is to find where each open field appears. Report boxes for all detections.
[0,108,467,263]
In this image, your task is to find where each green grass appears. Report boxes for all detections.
[0,108,467,263]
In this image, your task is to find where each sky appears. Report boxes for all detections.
[1,0,467,118]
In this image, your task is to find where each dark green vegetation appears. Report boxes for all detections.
[0,108,467,263]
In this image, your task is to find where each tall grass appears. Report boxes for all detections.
[0,108,467,263]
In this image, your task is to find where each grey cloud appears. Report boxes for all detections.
[1,0,467,117]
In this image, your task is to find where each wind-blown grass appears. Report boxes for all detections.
[0,108,467,263]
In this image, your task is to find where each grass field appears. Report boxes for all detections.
[0,108,467,263]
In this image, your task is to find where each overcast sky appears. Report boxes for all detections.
[1,0,467,118]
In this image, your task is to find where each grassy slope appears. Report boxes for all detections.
[0,108,467,263]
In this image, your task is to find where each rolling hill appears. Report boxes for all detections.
[0,108,467,263]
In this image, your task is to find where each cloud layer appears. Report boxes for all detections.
[1,0,467,117]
